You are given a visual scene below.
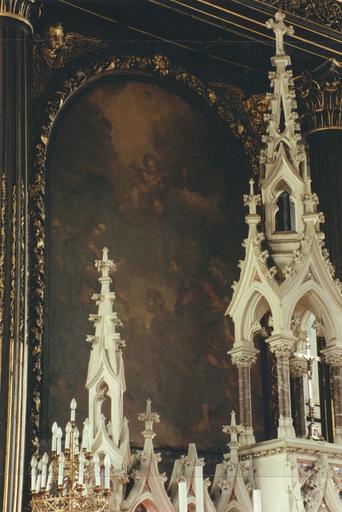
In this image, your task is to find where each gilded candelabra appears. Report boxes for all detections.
[30,399,112,512]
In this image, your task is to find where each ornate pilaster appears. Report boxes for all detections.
[230,347,258,445]
[0,2,39,511]
[289,356,307,438]
[268,335,296,439]
[321,347,342,444]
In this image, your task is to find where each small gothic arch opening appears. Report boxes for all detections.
[96,381,112,429]
[274,186,295,232]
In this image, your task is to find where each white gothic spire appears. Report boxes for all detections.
[86,247,130,471]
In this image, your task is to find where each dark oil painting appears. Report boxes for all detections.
[46,77,263,452]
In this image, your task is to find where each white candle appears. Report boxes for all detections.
[81,420,89,451]
[70,398,77,423]
[178,479,187,512]
[74,427,80,455]
[104,454,111,490]
[30,456,38,492]
[87,426,92,453]
[65,422,72,450]
[46,462,54,491]
[35,460,42,493]
[51,422,58,453]
[194,465,204,512]
[57,427,62,455]
[58,453,65,487]
[93,454,101,487]
[253,489,262,512]
[41,453,49,489]
[78,452,85,486]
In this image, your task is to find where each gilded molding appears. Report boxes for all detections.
[29,53,260,454]
[10,186,16,343]
[297,60,342,134]
[262,0,341,31]
[0,173,6,342]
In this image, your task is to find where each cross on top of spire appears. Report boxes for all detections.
[222,411,245,446]
[266,11,294,56]
[138,399,160,440]
[95,247,116,277]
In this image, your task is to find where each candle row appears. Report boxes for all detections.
[31,451,113,493]
[51,417,92,455]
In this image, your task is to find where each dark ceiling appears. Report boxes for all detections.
[37,0,341,94]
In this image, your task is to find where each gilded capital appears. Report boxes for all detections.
[0,0,41,28]
[297,60,342,134]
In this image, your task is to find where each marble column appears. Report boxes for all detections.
[289,356,307,438]
[322,347,342,444]
[230,347,258,445]
[268,335,296,438]
[0,2,38,511]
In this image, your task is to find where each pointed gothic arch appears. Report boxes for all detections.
[240,289,273,345]
[289,286,336,343]
[133,498,160,512]
[224,503,245,512]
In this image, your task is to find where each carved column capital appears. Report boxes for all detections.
[229,346,258,367]
[297,60,342,134]
[267,334,296,357]
[289,356,308,377]
[0,0,41,29]
[321,346,342,367]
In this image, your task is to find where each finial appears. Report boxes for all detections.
[266,11,294,56]
[222,410,245,446]
[95,246,116,275]
[103,247,109,261]
[249,178,255,196]
[138,398,160,440]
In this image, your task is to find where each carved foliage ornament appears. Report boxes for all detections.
[29,53,260,455]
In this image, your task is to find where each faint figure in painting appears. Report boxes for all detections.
[145,290,179,337]
[129,153,166,215]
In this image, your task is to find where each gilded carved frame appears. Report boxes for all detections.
[28,51,262,455]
